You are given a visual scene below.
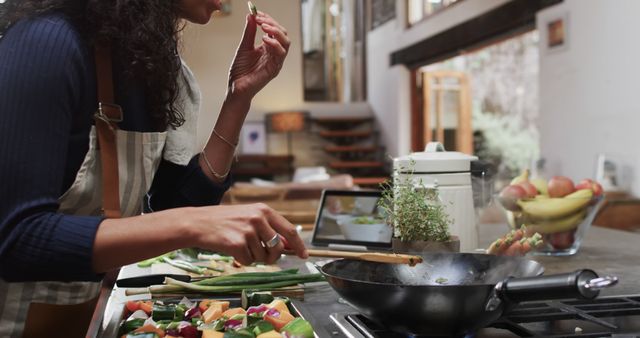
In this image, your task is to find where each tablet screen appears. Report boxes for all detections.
[312,190,392,248]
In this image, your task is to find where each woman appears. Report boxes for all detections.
[0,0,307,336]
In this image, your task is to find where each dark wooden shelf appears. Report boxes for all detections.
[313,117,373,130]
[231,155,294,181]
[329,161,385,169]
[318,130,373,138]
[312,115,389,185]
[324,145,378,153]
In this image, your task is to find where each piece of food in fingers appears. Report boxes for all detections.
[248,1,258,16]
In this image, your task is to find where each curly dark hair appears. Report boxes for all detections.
[0,0,185,129]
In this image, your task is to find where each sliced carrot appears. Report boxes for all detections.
[503,241,523,256]
[125,300,140,314]
[133,324,165,337]
[138,301,153,315]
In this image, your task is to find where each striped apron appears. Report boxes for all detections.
[0,56,200,337]
[0,126,167,337]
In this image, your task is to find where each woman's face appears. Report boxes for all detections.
[177,0,222,24]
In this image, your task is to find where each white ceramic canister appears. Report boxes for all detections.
[393,142,479,252]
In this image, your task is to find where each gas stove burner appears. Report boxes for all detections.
[330,295,640,338]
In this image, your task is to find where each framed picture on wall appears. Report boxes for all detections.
[240,121,267,154]
[544,12,569,53]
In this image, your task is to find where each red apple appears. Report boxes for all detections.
[498,185,527,211]
[518,181,538,198]
[575,179,603,197]
[548,230,575,250]
[547,176,575,198]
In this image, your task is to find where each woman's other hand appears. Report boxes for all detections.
[227,11,290,98]
[190,203,307,265]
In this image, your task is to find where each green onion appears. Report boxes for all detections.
[194,273,323,286]
[162,257,207,274]
[164,276,322,294]
[137,251,177,268]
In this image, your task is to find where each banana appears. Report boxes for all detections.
[506,210,518,229]
[530,178,549,196]
[510,169,530,185]
[565,188,594,199]
[517,189,593,221]
[524,209,587,235]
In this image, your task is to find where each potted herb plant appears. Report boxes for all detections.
[378,160,460,253]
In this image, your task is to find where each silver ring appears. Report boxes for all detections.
[264,234,280,248]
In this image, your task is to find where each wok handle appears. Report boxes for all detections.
[498,269,618,304]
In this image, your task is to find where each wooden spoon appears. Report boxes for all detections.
[285,249,423,266]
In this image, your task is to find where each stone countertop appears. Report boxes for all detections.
[100,224,640,337]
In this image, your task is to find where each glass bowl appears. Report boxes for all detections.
[496,192,604,256]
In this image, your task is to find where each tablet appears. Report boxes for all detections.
[311,189,392,250]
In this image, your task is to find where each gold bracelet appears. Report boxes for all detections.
[212,128,238,149]
[200,151,230,180]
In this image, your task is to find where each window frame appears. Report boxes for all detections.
[406,0,464,27]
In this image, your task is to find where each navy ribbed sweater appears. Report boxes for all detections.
[0,14,229,282]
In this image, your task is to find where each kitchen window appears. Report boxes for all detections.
[407,0,462,26]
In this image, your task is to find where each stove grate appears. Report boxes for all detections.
[332,295,640,338]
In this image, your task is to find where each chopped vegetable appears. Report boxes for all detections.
[281,317,314,338]
[242,290,275,309]
[162,257,207,275]
[202,330,225,338]
[222,307,246,318]
[247,1,258,16]
[486,226,544,256]
[119,318,146,336]
[198,253,234,262]
[133,324,166,337]
[256,331,280,338]
[252,320,275,336]
[152,304,178,321]
[435,277,448,284]
[120,296,314,338]
[203,303,224,324]
[124,333,159,338]
[137,251,177,268]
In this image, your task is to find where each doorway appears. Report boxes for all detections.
[414,30,540,177]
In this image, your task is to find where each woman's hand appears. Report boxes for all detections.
[189,203,307,265]
[227,12,290,99]
[92,203,307,273]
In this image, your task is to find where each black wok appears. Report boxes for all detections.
[319,252,617,336]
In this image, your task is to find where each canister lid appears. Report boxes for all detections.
[394,142,478,173]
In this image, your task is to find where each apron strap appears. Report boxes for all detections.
[22,44,124,338]
[93,43,122,219]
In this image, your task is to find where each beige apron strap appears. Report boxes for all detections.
[94,43,122,219]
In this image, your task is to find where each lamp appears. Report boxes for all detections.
[266,111,309,157]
